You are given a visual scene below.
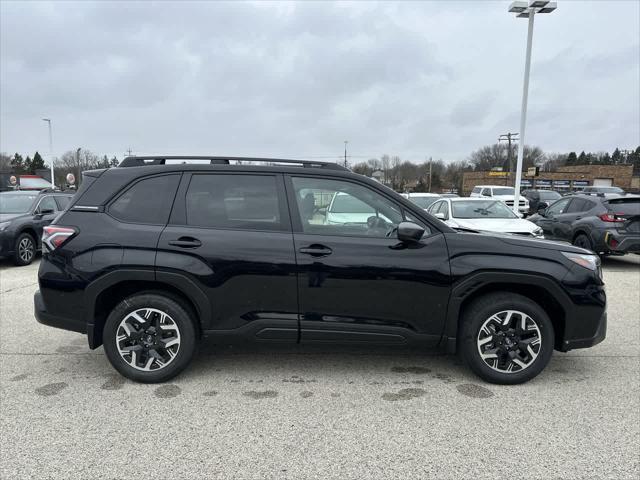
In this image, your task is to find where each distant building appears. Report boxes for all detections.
[462,164,637,195]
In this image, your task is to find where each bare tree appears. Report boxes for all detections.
[0,153,11,171]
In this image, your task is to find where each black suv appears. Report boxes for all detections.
[521,189,562,216]
[528,193,640,255]
[0,189,74,265]
[34,156,607,385]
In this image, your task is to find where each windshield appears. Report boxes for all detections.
[492,188,515,196]
[452,200,518,219]
[0,194,38,214]
[539,191,561,200]
[409,197,439,209]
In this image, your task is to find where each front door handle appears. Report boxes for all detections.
[299,244,333,257]
[168,237,202,248]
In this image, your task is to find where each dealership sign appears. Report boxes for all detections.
[535,179,552,187]
[573,180,589,187]
[520,179,533,187]
[553,180,570,187]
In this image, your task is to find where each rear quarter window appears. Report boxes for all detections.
[109,174,180,224]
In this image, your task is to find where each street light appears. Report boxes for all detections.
[508,0,557,212]
[343,140,348,168]
[42,118,55,189]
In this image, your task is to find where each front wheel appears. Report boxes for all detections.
[459,293,554,385]
[13,232,36,266]
[573,233,593,252]
[103,293,197,383]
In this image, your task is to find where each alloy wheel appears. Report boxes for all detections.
[18,237,35,263]
[116,308,181,371]
[476,310,542,373]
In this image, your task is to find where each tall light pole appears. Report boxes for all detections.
[508,1,556,212]
[343,140,348,168]
[42,118,55,188]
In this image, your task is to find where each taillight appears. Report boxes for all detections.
[42,226,77,252]
[599,213,625,223]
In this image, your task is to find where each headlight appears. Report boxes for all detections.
[0,221,11,232]
[562,251,600,271]
[532,227,544,238]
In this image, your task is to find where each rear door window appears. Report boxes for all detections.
[185,174,284,231]
[109,174,180,224]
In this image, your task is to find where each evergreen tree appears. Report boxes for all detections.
[23,156,33,172]
[10,153,25,173]
[611,148,621,164]
[566,152,578,165]
[577,151,587,164]
[110,156,119,167]
[30,152,46,172]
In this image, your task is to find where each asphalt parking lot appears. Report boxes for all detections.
[0,256,638,479]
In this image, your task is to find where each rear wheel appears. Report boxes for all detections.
[459,293,554,385]
[573,233,593,251]
[13,233,36,266]
[103,293,197,383]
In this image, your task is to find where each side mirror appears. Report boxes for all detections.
[537,204,547,215]
[434,212,446,220]
[40,208,55,215]
[397,221,425,243]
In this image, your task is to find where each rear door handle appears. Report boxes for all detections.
[168,237,202,248]
[299,244,333,257]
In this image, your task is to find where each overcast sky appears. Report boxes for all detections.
[1,0,638,164]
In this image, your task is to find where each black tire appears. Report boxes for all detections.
[103,293,197,383]
[459,292,554,385]
[573,233,593,252]
[13,232,36,266]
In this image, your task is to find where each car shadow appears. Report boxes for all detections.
[601,254,640,271]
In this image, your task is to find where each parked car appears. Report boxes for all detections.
[325,192,391,225]
[522,189,562,215]
[426,197,543,238]
[469,185,529,214]
[527,193,640,255]
[0,189,74,265]
[582,186,625,196]
[400,192,441,210]
[35,156,606,385]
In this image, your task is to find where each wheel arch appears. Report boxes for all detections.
[444,272,570,353]
[85,270,211,349]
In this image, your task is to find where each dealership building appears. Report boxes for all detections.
[462,164,638,196]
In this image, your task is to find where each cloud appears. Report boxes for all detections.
[1,0,638,162]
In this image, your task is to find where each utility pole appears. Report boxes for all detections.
[428,158,433,192]
[126,148,133,157]
[343,141,348,168]
[499,132,519,178]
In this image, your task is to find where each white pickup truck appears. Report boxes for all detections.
[470,185,530,214]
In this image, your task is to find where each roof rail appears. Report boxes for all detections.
[119,156,349,171]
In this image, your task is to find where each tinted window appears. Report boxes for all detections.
[292,177,412,238]
[186,174,282,230]
[547,198,572,215]
[55,196,72,210]
[566,198,588,213]
[110,175,179,224]
[472,187,481,194]
[605,198,640,216]
[37,196,58,213]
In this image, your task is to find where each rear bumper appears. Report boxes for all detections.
[560,310,607,352]
[604,231,640,253]
[34,290,86,334]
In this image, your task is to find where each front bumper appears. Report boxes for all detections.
[34,290,86,334]
[560,310,607,351]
